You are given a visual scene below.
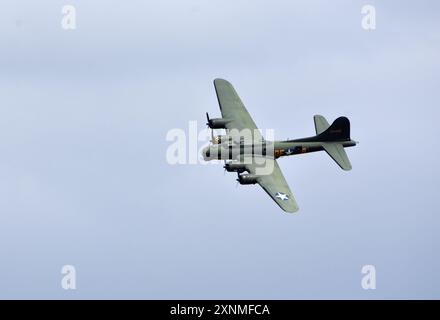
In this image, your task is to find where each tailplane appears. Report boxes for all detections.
[322,142,352,171]
[313,115,330,135]
[291,115,356,170]
[312,115,355,171]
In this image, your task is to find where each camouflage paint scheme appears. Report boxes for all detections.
[202,79,357,213]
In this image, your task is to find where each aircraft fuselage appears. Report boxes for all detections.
[202,140,356,161]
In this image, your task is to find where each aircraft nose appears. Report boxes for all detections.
[202,146,210,160]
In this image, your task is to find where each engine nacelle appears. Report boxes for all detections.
[224,163,247,173]
[212,135,227,144]
[237,174,259,185]
[208,118,228,129]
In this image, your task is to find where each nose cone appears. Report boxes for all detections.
[202,146,210,161]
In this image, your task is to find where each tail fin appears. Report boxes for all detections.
[291,116,355,170]
[316,116,350,142]
[314,116,353,171]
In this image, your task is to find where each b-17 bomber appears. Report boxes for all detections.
[202,79,357,213]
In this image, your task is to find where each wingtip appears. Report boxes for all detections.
[213,78,230,85]
[283,205,300,214]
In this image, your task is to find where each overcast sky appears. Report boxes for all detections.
[0,0,439,299]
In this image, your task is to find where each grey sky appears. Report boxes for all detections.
[0,0,439,298]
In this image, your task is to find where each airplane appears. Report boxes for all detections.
[202,78,357,213]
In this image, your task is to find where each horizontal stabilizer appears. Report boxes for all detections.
[314,115,330,135]
[322,143,352,171]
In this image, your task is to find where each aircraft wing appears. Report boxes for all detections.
[213,78,264,143]
[244,157,299,213]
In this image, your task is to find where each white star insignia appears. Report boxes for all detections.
[275,192,289,201]
[285,149,293,155]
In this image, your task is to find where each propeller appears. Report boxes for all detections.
[223,160,230,175]
[206,112,211,128]
[236,173,241,187]
[206,112,214,141]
